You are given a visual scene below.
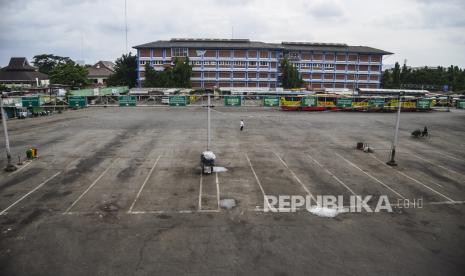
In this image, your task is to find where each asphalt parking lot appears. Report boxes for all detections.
[0,107,464,275]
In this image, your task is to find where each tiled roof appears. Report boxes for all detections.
[3,57,37,71]
[0,70,48,82]
[0,57,48,82]
[87,61,115,78]
[134,39,281,50]
[134,38,393,55]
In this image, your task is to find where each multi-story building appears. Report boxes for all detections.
[133,38,392,90]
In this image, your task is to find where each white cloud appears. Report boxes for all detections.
[0,0,464,67]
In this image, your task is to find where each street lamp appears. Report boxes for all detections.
[386,91,404,166]
[207,93,211,150]
[0,93,17,171]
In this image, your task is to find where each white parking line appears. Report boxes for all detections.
[273,151,317,201]
[127,156,161,214]
[210,108,226,115]
[411,153,465,178]
[433,151,464,162]
[128,210,196,214]
[63,158,119,214]
[370,154,456,203]
[245,153,270,210]
[216,172,220,210]
[335,152,406,200]
[198,170,203,210]
[9,161,32,176]
[429,200,465,205]
[306,153,357,196]
[0,172,61,215]
[198,167,221,211]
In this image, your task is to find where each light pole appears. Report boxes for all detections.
[0,94,17,171]
[207,94,211,150]
[387,91,404,166]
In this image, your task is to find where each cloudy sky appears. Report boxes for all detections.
[1,0,464,68]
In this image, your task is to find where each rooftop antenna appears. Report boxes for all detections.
[80,33,84,62]
[124,0,128,52]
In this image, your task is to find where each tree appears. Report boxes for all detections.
[32,54,72,75]
[172,57,192,88]
[0,83,8,92]
[143,57,192,88]
[107,53,138,88]
[49,60,89,87]
[381,69,393,88]
[280,58,303,89]
[144,63,158,87]
[392,62,401,88]
[381,62,465,92]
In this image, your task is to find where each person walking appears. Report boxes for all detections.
[240,119,244,131]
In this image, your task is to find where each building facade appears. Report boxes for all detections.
[0,57,49,88]
[87,61,115,86]
[134,38,392,90]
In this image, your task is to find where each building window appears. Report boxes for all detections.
[173,48,188,57]
[153,60,163,65]
[234,61,245,66]
[249,61,257,67]
[312,63,322,70]
[287,52,299,59]
[140,60,147,65]
[259,61,268,67]
[204,61,216,66]
[324,64,334,69]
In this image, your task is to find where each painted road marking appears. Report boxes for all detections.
[63,158,120,214]
[411,153,465,178]
[273,151,317,202]
[9,161,32,176]
[127,156,161,214]
[245,153,270,210]
[0,172,61,215]
[198,170,203,210]
[370,154,456,203]
[306,153,357,196]
[335,152,406,200]
[216,172,220,210]
[198,170,221,211]
[432,151,465,162]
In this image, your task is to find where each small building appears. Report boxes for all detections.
[357,88,428,97]
[0,57,49,88]
[87,61,115,86]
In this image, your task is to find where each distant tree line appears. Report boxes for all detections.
[33,54,89,87]
[32,53,138,89]
[106,53,138,88]
[382,62,465,92]
[144,57,192,88]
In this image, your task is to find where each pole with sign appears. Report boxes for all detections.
[0,95,17,171]
[387,92,404,166]
[207,94,211,150]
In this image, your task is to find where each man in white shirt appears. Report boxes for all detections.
[240,119,244,131]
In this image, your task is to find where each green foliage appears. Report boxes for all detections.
[49,60,89,87]
[143,57,192,88]
[281,58,303,89]
[382,62,465,92]
[0,83,8,92]
[32,54,72,75]
[107,53,138,88]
